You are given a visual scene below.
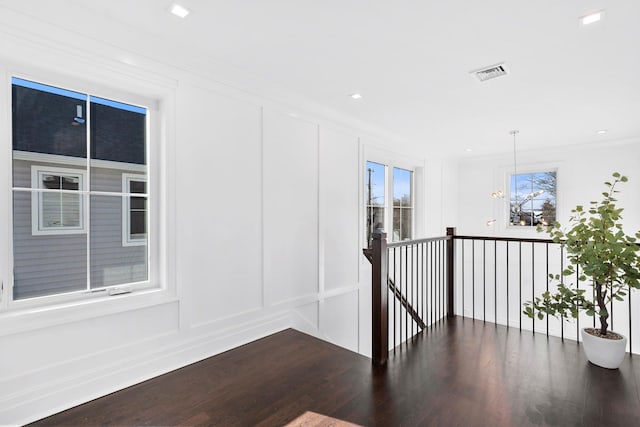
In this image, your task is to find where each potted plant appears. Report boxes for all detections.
[524,172,640,369]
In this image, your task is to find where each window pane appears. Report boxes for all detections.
[10,77,153,301]
[510,171,556,227]
[90,195,148,288]
[130,180,146,194]
[12,78,87,188]
[90,97,146,192]
[366,161,386,245]
[130,196,146,210]
[393,167,412,241]
[13,190,87,299]
[130,210,146,236]
[41,192,81,228]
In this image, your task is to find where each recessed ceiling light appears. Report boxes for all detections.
[170,4,190,18]
[580,11,603,26]
[596,129,608,135]
[349,93,362,100]
[465,148,473,152]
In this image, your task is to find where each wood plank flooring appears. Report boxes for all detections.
[31,317,640,426]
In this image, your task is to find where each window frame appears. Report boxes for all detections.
[30,165,87,236]
[364,158,416,245]
[122,173,147,247]
[2,67,167,315]
[506,167,558,230]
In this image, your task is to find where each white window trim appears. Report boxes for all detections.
[497,163,560,234]
[0,42,178,335]
[507,168,558,229]
[364,157,417,245]
[391,166,415,242]
[30,165,87,236]
[3,67,170,314]
[122,173,147,247]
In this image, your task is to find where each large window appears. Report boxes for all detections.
[509,171,556,227]
[365,161,413,245]
[11,77,150,301]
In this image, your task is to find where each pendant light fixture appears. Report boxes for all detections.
[510,130,519,225]
[488,130,520,227]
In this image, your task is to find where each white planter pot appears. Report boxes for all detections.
[580,328,627,369]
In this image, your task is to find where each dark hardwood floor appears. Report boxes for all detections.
[31,317,640,427]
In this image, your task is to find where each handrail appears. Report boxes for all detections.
[454,234,553,244]
[387,235,451,248]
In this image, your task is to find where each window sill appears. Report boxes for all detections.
[0,288,177,337]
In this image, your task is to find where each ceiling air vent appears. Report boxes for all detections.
[471,63,509,82]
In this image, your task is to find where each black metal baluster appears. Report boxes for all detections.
[610,289,614,337]
[387,249,390,351]
[494,240,497,325]
[433,241,436,323]
[519,241,522,332]
[440,240,447,319]
[472,240,476,320]
[506,241,510,329]
[436,241,440,322]
[560,246,564,341]
[546,243,549,337]
[404,245,408,345]
[430,241,434,326]
[393,247,398,353]
[532,242,535,335]
[576,263,580,341]
[462,239,465,320]
[483,240,486,323]
[438,241,444,321]
[629,286,633,355]
[421,243,424,331]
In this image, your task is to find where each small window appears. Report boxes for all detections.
[122,174,147,246]
[509,171,556,227]
[31,166,87,235]
[365,161,414,245]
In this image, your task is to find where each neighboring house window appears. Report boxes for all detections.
[10,76,150,301]
[365,161,414,245]
[31,166,87,235]
[509,171,557,227]
[122,174,147,246]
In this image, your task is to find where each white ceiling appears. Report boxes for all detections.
[2,0,639,158]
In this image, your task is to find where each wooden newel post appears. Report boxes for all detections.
[446,227,455,318]
[371,231,388,366]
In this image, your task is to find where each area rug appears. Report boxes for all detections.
[284,411,363,427]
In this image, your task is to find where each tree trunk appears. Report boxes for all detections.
[595,283,608,335]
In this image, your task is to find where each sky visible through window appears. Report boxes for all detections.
[11,77,147,114]
[510,171,556,226]
[366,161,412,242]
[365,162,412,205]
[366,161,385,206]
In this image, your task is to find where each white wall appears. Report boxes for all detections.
[450,140,640,236]
[0,8,435,425]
